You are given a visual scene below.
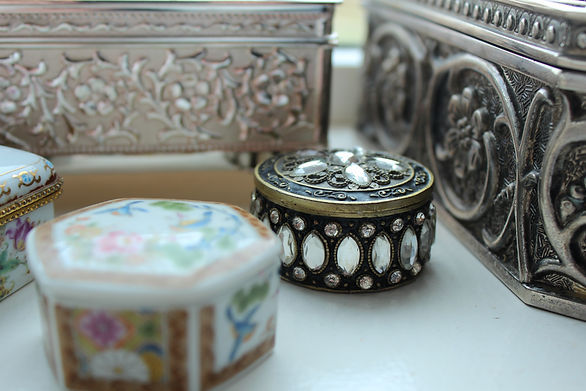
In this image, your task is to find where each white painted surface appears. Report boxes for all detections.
[1,221,584,391]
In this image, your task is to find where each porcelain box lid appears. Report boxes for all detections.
[26,198,279,306]
[0,145,63,226]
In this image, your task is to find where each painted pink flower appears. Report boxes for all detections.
[5,218,35,251]
[79,311,127,348]
[97,231,144,255]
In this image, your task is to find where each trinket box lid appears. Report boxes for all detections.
[254,148,433,218]
[0,145,63,227]
[26,198,279,306]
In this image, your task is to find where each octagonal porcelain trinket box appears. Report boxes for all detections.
[26,198,280,391]
[252,148,436,292]
[0,145,63,301]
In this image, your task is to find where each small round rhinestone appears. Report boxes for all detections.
[324,223,341,238]
[429,203,436,218]
[293,267,306,281]
[358,275,374,290]
[269,209,280,224]
[360,223,376,238]
[390,270,403,284]
[392,218,404,232]
[415,212,426,225]
[412,261,422,275]
[324,273,340,288]
[292,216,306,231]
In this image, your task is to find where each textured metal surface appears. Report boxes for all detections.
[360,0,586,319]
[0,1,337,155]
[251,191,436,292]
[253,148,433,217]
[252,148,436,292]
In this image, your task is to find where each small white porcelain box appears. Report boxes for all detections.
[0,145,62,300]
[26,198,280,391]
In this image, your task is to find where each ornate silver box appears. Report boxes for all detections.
[360,0,586,319]
[0,0,337,155]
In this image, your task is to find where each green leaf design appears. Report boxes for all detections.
[150,201,193,212]
[0,248,23,275]
[149,242,204,268]
[231,281,270,314]
[217,235,236,251]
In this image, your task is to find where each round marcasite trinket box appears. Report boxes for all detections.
[252,148,436,292]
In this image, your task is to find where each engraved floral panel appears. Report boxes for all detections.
[0,46,319,154]
[426,55,519,264]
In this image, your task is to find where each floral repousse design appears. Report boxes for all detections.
[236,49,309,140]
[0,47,315,153]
[435,86,492,201]
[74,77,118,117]
[553,144,586,267]
[432,83,503,224]
[556,145,586,228]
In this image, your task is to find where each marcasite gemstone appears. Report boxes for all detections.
[292,216,306,231]
[415,212,425,225]
[411,261,422,275]
[390,270,403,284]
[269,208,280,224]
[358,275,373,290]
[324,222,341,237]
[324,273,340,288]
[392,218,404,232]
[360,223,376,238]
[293,267,306,281]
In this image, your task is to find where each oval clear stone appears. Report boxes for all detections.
[419,221,432,260]
[302,232,326,271]
[330,150,355,165]
[345,163,371,186]
[372,234,391,273]
[293,160,327,176]
[337,236,361,276]
[278,225,297,266]
[373,157,404,172]
[400,228,418,270]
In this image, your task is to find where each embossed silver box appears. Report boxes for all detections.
[360,0,586,319]
[0,0,337,155]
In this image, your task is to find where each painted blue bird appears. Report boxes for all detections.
[95,201,148,216]
[175,210,213,230]
[226,304,260,362]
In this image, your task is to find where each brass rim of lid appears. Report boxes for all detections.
[254,165,434,218]
[0,177,64,226]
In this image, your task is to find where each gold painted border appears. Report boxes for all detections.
[199,306,275,391]
[55,306,188,391]
[0,177,63,226]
